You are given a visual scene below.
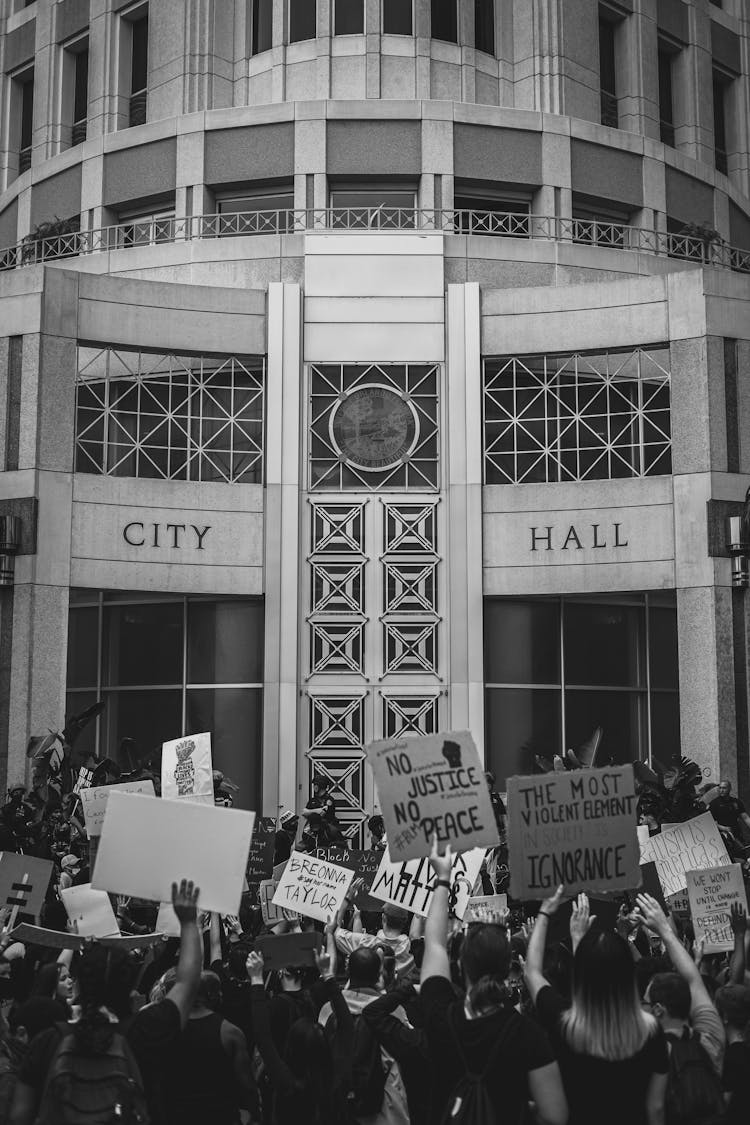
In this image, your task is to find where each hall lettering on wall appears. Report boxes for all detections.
[122,522,211,549]
[530,523,629,552]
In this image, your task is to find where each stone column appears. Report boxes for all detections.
[618,0,659,140]
[263,283,302,820]
[672,2,714,165]
[446,284,485,753]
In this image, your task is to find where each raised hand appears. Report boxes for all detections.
[428,833,453,882]
[246,949,265,983]
[314,949,333,979]
[634,893,669,936]
[570,892,595,951]
[540,884,565,917]
[730,902,747,935]
[171,879,200,924]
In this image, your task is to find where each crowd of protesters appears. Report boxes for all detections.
[0,756,749,1124]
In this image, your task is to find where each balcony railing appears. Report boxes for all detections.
[1,208,749,277]
[129,89,147,127]
[72,118,88,146]
[600,90,618,128]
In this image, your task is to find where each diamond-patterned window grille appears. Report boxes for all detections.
[483,347,671,484]
[384,621,438,675]
[75,346,264,484]
[381,693,440,737]
[306,694,368,842]
[309,363,439,491]
[310,621,365,676]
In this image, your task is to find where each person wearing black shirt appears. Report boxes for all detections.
[709,780,750,841]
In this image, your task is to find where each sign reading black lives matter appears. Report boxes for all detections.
[507,765,639,899]
[366,730,499,862]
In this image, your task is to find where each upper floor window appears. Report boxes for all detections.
[335,0,364,35]
[713,69,730,175]
[17,67,34,173]
[483,347,671,485]
[329,184,417,229]
[432,0,458,44]
[598,9,618,127]
[62,37,89,148]
[571,196,632,249]
[120,6,149,127]
[289,0,316,43]
[75,345,265,485]
[116,203,176,248]
[215,184,295,234]
[383,0,412,35]
[474,0,495,56]
[657,43,676,147]
[453,185,530,236]
[250,0,273,55]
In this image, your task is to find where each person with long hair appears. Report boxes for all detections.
[420,837,567,1125]
[247,936,353,1125]
[524,887,668,1125]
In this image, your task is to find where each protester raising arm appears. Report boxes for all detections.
[524,884,565,1003]
[728,903,747,986]
[161,878,202,1027]
[420,834,452,984]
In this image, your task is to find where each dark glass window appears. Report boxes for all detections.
[432,0,458,43]
[658,45,675,146]
[74,49,89,128]
[102,602,183,687]
[289,0,316,42]
[20,73,34,150]
[484,594,679,785]
[102,688,183,761]
[66,607,99,689]
[131,16,149,94]
[475,0,494,56]
[186,688,263,813]
[188,600,265,684]
[713,70,729,174]
[599,12,617,126]
[251,0,273,54]
[383,0,412,35]
[335,0,363,34]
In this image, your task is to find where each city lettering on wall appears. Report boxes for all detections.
[122,522,211,549]
[530,523,629,552]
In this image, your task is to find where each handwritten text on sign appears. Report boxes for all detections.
[80,780,155,837]
[366,730,499,861]
[686,863,748,953]
[368,847,485,919]
[272,853,355,923]
[507,766,639,898]
[639,813,730,899]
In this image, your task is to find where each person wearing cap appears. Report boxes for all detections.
[333,883,416,981]
[274,812,298,866]
[368,814,387,851]
[58,854,81,891]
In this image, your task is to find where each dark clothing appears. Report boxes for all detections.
[362,985,432,1125]
[163,1011,241,1125]
[535,984,669,1125]
[274,829,293,866]
[251,979,352,1125]
[266,989,316,1054]
[709,795,747,835]
[723,1039,750,1125]
[20,998,182,1125]
[420,974,555,1122]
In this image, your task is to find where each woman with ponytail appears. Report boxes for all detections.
[524,887,668,1125]
[420,836,567,1125]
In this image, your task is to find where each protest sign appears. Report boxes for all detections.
[156,902,181,938]
[366,730,499,861]
[60,883,120,938]
[507,766,639,899]
[92,791,255,916]
[252,932,323,971]
[9,923,165,951]
[0,853,53,926]
[74,767,94,794]
[686,863,748,953]
[368,846,485,919]
[260,880,292,926]
[161,731,213,805]
[272,853,355,923]
[638,814,730,899]
[245,828,276,900]
[80,780,155,837]
[464,894,507,922]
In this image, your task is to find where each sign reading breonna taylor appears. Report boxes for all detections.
[161,732,214,805]
[507,765,639,899]
[366,730,499,862]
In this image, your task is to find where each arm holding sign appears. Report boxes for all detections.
[524,886,565,1004]
[728,902,747,985]
[420,837,452,984]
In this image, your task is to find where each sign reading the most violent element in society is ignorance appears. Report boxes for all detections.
[639,813,731,900]
[161,731,214,805]
[507,765,639,899]
[366,730,499,861]
[369,846,485,919]
[272,852,355,924]
[685,863,748,953]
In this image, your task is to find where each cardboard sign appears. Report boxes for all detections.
[161,732,213,805]
[272,853,355,924]
[639,814,731,899]
[686,863,748,953]
[80,780,156,837]
[9,923,164,951]
[245,829,276,901]
[507,766,639,899]
[366,730,499,861]
[0,853,53,925]
[74,767,94,794]
[464,894,508,922]
[60,883,120,938]
[252,931,323,971]
[92,791,255,916]
[259,880,283,925]
[368,847,485,919]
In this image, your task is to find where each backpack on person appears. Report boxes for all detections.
[345,1012,388,1118]
[36,1024,150,1125]
[664,1029,726,1125]
[440,1008,518,1125]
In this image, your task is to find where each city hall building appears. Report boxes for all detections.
[2,0,750,833]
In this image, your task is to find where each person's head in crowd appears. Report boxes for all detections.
[561,929,658,1060]
[194,970,222,1011]
[367,814,385,843]
[312,774,332,797]
[381,903,410,936]
[278,965,306,993]
[644,971,691,1031]
[31,962,75,1009]
[347,947,382,992]
[149,966,178,1005]
[284,1017,339,1118]
[715,983,750,1037]
[8,997,64,1045]
[459,921,511,1017]
[718,780,732,798]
